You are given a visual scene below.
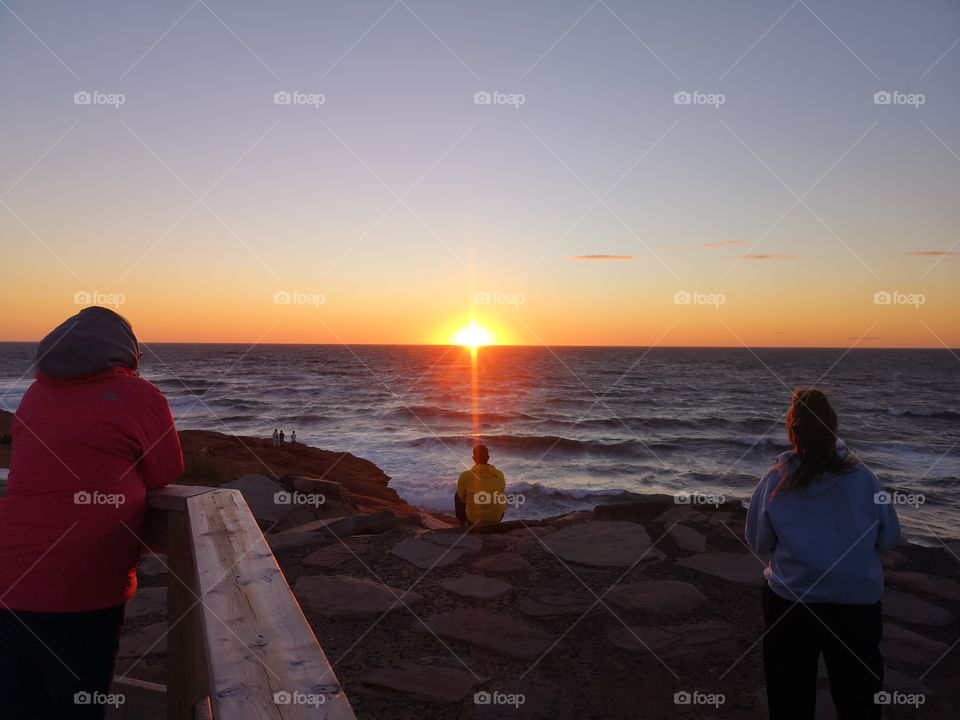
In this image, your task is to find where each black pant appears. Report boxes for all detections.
[454,492,467,523]
[762,582,883,720]
[0,604,125,720]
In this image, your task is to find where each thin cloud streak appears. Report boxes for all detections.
[569,254,634,261]
[705,240,746,248]
[740,253,799,260]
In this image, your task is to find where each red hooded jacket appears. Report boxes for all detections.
[0,366,183,612]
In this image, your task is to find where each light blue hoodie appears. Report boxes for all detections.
[745,443,900,604]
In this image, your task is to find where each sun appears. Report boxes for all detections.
[451,320,495,348]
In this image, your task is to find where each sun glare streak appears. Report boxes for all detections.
[449,320,493,438]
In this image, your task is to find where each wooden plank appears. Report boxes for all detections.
[167,511,211,720]
[186,489,357,719]
[193,697,213,720]
[148,485,219,513]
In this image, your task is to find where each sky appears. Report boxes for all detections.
[1,0,958,348]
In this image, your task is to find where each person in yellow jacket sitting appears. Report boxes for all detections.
[455,444,506,526]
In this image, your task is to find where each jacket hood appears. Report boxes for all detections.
[35,306,140,379]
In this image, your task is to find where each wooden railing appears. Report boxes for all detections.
[145,485,357,720]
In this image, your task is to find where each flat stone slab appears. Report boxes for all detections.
[606,580,710,614]
[417,609,552,659]
[542,521,658,568]
[886,571,960,602]
[881,623,950,668]
[475,535,519,552]
[266,531,328,553]
[474,552,532,575]
[391,537,471,570]
[278,516,356,537]
[222,474,289,524]
[608,621,735,656]
[119,621,168,659]
[669,524,708,553]
[676,552,765,584]
[303,539,370,569]
[442,574,513,601]
[652,507,708,525]
[295,575,422,620]
[947,541,960,560]
[519,593,596,619]
[126,587,167,619]
[883,590,953,626]
[421,532,483,553]
[364,665,484,704]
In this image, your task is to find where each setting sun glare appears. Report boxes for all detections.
[451,320,495,348]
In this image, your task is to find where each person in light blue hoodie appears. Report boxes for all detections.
[746,387,900,720]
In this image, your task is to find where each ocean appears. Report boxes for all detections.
[1,343,957,543]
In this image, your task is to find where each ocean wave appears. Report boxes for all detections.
[407,433,792,457]
[385,405,536,423]
[887,407,960,421]
[554,415,780,433]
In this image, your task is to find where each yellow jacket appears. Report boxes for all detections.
[456,464,506,525]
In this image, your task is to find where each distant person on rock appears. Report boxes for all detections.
[746,387,900,720]
[279,429,285,445]
[0,306,184,720]
[291,429,296,445]
[455,444,506,526]
[272,428,279,447]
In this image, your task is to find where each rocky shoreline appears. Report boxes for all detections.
[1,412,958,718]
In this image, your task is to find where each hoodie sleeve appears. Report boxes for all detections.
[745,468,779,554]
[134,381,184,489]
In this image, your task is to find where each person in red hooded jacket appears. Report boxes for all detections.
[0,307,183,719]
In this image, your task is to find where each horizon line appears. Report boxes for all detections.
[0,340,956,351]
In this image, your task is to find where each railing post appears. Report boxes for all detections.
[166,509,210,720]
[146,485,218,720]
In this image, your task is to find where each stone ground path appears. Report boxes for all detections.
[124,497,960,720]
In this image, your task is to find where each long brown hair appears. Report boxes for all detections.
[772,387,859,497]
